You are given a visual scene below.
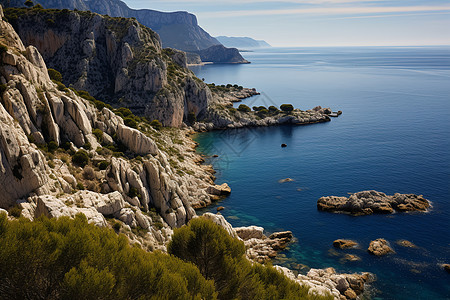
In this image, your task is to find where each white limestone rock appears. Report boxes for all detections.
[117,124,157,155]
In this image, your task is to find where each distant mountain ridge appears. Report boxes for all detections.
[2,0,220,52]
[216,36,271,49]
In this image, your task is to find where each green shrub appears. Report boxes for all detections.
[76,182,85,190]
[257,109,269,117]
[0,43,8,55]
[83,142,92,151]
[123,117,137,129]
[0,84,7,96]
[48,68,62,82]
[150,119,162,130]
[112,221,121,231]
[61,141,72,150]
[252,106,266,112]
[48,161,55,169]
[47,141,58,153]
[24,0,34,7]
[92,128,103,143]
[116,107,133,118]
[0,214,217,300]
[72,150,89,167]
[98,160,110,170]
[54,81,67,91]
[268,105,279,112]
[94,100,106,110]
[280,104,294,113]
[7,205,22,218]
[128,187,139,199]
[237,104,251,112]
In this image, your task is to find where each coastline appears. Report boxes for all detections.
[186,90,376,299]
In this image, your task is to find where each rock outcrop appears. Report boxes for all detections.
[5,7,212,127]
[368,238,395,256]
[317,190,430,215]
[193,44,249,64]
[276,266,374,300]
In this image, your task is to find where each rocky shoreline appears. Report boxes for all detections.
[202,212,374,300]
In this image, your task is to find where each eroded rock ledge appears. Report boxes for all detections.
[317,190,430,215]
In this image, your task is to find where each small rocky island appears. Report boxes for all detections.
[317,190,430,215]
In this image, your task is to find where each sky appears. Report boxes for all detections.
[123,0,450,46]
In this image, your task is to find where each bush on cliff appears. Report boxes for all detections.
[237,104,251,112]
[280,104,294,113]
[169,217,331,300]
[48,68,62,82]
[72,149,90,167]
[150,119,163,130]
[0,213,217,300]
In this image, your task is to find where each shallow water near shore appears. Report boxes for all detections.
[191,47,450,299]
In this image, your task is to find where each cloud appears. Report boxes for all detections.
[196,5,450,18]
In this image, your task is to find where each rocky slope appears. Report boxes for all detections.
[317,190,430,215]
[4,7,212,127]
[0,6,222,249]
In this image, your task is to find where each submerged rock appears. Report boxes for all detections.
[441,264,450,273]
[278,178,294,183]
[333,239,359,249]
[317,190,430,215]
[396,240,418,248]
[368,238,395,256]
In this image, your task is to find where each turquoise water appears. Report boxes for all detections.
[190,47,450,300]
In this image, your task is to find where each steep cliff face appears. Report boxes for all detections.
[2,0,221,52]
[5,7,211,127]
[0,6,219,246]
[194,45,250,64]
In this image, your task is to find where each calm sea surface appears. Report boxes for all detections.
[190,47,450,299]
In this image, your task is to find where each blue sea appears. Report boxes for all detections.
[190,47,450,300]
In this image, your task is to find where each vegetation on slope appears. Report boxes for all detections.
[169,217,332,300]
[0,213,331,300]
[0,213,216,300]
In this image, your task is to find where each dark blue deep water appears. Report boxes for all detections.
[190,47,450,299]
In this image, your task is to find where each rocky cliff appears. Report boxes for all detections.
[2,0,220,52]
[194,44,250,64]
[0,5,221,249]
[4,7,212,127]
